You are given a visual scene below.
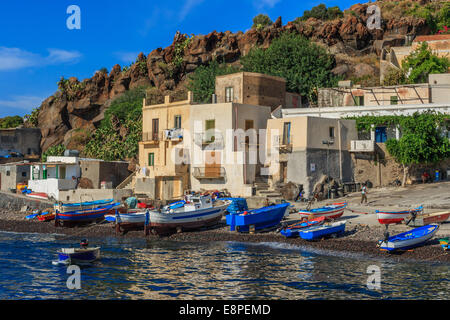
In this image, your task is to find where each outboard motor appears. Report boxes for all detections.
[80,239,89,249]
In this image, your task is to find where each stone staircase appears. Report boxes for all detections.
[116,171,136,190]
[254,177,283,202]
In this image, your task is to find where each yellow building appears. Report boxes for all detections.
[135,93,193,200]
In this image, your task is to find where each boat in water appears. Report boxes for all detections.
[406,210,450,227]
[54,239,100,265]
[145,195,231,235]
[280,216,326,238]
[298,220,347,240]
[55,202,121,227]
[226,203,290,233]
[378,224,439,252]
[376,206,423,225]
[439,237,449,251]
[298,202,347,220]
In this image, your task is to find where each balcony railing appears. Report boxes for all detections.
[350,140,375,152]
[273,135,293,153]
[193,166,226,179]
[163,128,183,141]
[142,132,161,142]
[194,133,224,149]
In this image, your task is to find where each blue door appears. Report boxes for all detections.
[375,127,387,143]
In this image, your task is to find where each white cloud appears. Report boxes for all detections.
[179,0,205,21]
[0,47,81,71]
[113,51,140,64]
[0,95,46,112]
[253,0,282,9]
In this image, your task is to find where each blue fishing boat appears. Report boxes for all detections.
[54,239,100,265]
[25,210,48,220]
[226,203,290,232]
[54,198,114,213]
[55,202,120,227]
[280,216,326,238]
[378,224,439,252]
[298,220,347,240]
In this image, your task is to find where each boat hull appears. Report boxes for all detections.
[299,221,346,240]
[55,203,120,227]
[298,203,347,220]
[226,203,290,232]
[280,217,326,238]
[57,247,100,265]
[406,211,450,227]
[379,224,439,252]
[376,207,422,225]
[147,203,229,235]
[55,199,114,213]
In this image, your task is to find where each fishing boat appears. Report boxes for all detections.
[114,209,148,232]
[439,237,449,251]
[54,240,100,265]
[406,211,450,227]
[226,203,290,232]
[298,202,347,220]
[26,192,49,200]
[298,220,347,240]
[54,198,114,213]
[376,206,423,225]
[378,224,439,252]
[280,216,326,238]
[145,195,231,235]
[38,212,55,222]
[55,202,121,227]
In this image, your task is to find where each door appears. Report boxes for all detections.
[375,127,387,143]
[152,118,159,141]
[205,151,221,178]
[280,162,287,183]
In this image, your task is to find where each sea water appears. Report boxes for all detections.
[0,231,448,299]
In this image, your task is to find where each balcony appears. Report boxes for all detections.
[193,166,226,179]
[163,128,183,141]
[350,140,375,152]
[274,135,293,153]
[142,132,161,143]
[194,133,224,149]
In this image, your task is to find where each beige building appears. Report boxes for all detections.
[265,116,358,197]
[380,34,450,83]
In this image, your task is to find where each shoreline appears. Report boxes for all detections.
[1,215,448,264]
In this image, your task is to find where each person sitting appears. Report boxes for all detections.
[421,172,430,184]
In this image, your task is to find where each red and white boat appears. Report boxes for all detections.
[298,202,347,220]
[376,206,423,225]
[26,192,49,200]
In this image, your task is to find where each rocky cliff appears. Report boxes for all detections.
[36,1,432,153]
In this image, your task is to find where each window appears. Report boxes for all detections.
[390,96,398,105]
[148,153,155,166]
[6,171,10,176]
[282,122,291,145]
[205,119,215,142]
[174,115,182,129]
[225,87,234,102]
[152,118,159,140]
[354,96,364,106]
[329,127,335,138]
[22,171,27,177]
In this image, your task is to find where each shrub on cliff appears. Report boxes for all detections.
[252,14,273,30]
[187,60,240,103]
[297,4,343,21]
[42,144,66,162]
[241,32,340,102]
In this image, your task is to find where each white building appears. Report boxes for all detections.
[28,156,81,200]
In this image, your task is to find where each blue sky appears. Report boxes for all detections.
[0,0,356,118]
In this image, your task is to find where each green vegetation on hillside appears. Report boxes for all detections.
[0,116,24,129]
[383,42,450,85]
[296,4,343,22]
[252,14,273,30]
[187,60,240,103]
[42,144,66,162]
[241,32,340,102]
[84,86,147,161]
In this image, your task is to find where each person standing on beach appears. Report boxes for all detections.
[361,183,368,205]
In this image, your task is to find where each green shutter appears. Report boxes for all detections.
[148,153,154,166]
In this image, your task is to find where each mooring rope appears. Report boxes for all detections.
[345,207,371,215]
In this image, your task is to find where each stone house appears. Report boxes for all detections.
[0,162,32,192]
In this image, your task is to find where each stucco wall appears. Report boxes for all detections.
[0,128,41,156]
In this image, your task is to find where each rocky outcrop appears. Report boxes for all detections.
[35,2,431,153]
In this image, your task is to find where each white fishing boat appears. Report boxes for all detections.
[146,195,231,235]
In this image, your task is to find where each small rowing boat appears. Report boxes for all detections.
[378,224,439,252]
[38,212,55,222]
[114,209,148,232]
[406,211,450,227]
[376,206,423,225]
[54,239,100,265]
[298,202,347,220]
[55,202,121,227]
[226,203,290,232]
[439,237,449,251]
[54,198,114,213]
[298,220,347,240]
[280,217,326,238]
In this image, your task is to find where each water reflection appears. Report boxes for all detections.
[0,232,448,300]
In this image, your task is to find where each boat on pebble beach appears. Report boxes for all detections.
[280,216,326,238]
[54,199,115,213]
[55,202,121,227]
[226,203,290,233]
[298,202,347,220]
[405,210,450,227]
[376,206,423,225]
[378,224,439,252]
[298,220,347,240]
